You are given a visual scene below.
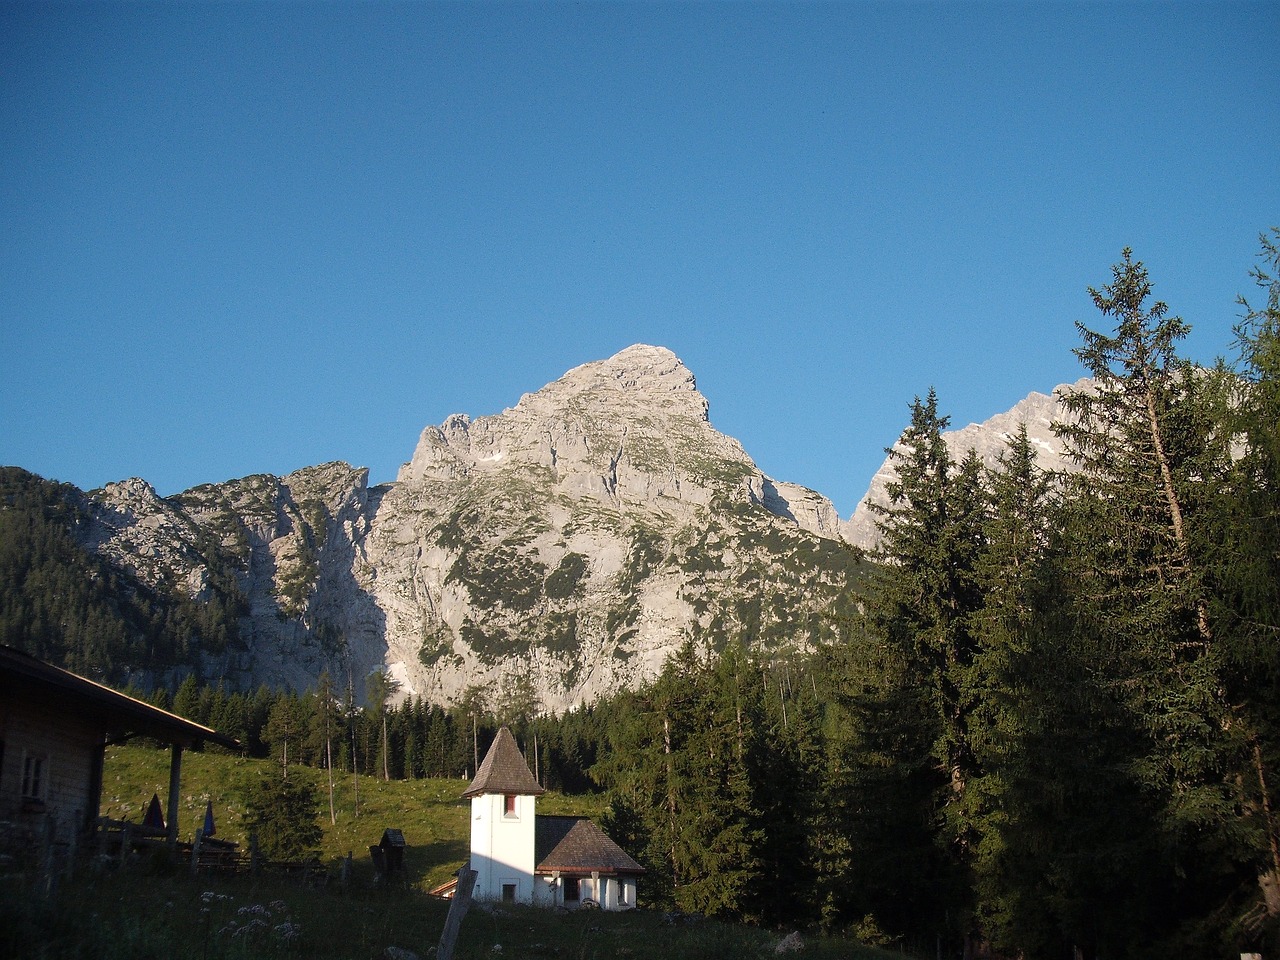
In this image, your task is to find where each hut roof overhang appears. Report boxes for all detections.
[535,815,646,876]
[0,644,239,750]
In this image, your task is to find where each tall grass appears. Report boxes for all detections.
[3,866,905,960]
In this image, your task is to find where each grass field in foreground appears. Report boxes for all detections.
[3,866,906,960]
[63,744,912,959]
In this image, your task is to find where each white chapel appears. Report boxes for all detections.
[462,726,643,910]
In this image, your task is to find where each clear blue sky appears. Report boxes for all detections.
[2,1,1276,516]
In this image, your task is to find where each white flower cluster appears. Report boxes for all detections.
[205,893,302,945]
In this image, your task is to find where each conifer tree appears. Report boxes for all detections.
[265,691,304,777]
[307,670,339,823]
[849,390,988,946]
[964,426,1056,948]
[172,674,202,723]
[1055,248,1248,950]
[1219,229,1280,923]
[964,426,1147,958]
[365,668,399,781]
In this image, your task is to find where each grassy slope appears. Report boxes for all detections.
[101,744,607,890]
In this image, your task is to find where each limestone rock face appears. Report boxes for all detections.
[72,344,1092,708]
[72,347,1090,708]
[76,345,858,709]
[398,345,753,508]
[362,345,856,709]
[83,463,383,692]
[843,378,1090,551]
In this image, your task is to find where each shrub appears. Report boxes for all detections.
[243,774,322,861]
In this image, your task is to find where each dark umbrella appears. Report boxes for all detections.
[202,800,215,838]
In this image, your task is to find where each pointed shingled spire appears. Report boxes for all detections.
[462,725,545,798]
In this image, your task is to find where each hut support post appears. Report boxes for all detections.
[166,744,183,848]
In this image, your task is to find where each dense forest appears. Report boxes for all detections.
[2,234,1278,958]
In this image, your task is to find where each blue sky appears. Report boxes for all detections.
[2,1,1276,516]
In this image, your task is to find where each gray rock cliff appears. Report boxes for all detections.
[73,345,1083,709]
[843,378,1091,551]
[77,345,858,710]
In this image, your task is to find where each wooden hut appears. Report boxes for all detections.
[0,644,238,855]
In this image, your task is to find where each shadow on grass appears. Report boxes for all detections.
[2,863,910,960]
[326,835,468,891]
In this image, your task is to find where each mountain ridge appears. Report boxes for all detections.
[12,344,1082,709]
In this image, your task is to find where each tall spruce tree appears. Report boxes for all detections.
[1055,248,1248,952]
[964,426,1058,950]
[964,426,1150,958]
[851,390,988,948]
[1221,229,1280,928]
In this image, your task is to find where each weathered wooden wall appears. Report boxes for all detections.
[0,686,100,834]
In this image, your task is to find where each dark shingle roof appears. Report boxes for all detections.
[535,815,645,875]
[461,725,545,798]
[0,644,239,750]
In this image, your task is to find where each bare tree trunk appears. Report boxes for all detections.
[326,728,336,825]
[664,714,677,888]
[352,720,360,818]
[1255,738,1280,915]
[1140,374,1212,643]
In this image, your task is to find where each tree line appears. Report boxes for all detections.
[139,671,607,793]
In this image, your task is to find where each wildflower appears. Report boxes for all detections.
[234,919,268,938]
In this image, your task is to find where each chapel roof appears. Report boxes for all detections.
[461,725,545,798]
[535,815,645,875]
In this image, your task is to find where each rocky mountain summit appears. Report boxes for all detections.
[77,345,859,710]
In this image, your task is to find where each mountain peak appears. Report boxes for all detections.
[526,344,703,417]
[399,345,719,487]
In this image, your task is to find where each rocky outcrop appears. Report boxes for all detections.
[843,378,1090,550]
[361,345,856,709]
[72,345,1082,709]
